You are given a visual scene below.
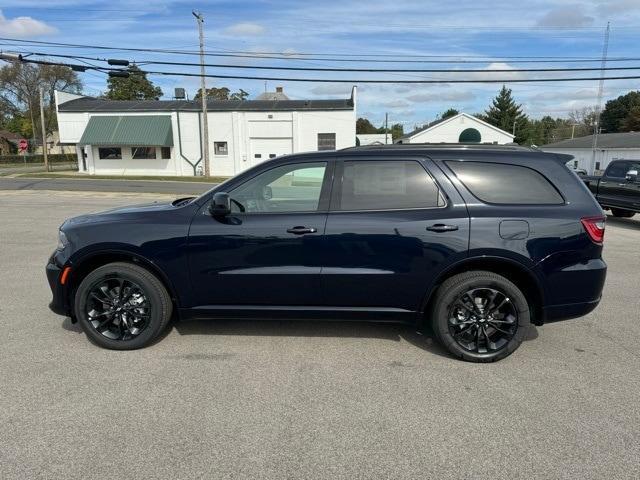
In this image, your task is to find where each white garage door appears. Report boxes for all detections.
[249,138,293,167]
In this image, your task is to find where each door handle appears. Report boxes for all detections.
[426,224,459,232]
[286,226,317,235]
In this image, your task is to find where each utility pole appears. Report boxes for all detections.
[39,86,49,172]
[385,112,389,144]
[591,22,610,173]
[193,10,210,177]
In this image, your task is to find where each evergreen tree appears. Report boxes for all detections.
[440,108,459,120]
[105,64,163,100]
[484,85,528,143]
[600,91,640,133]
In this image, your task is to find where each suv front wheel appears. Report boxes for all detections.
[74,262,173,350]
[430,271,530,362]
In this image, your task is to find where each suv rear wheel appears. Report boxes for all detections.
[430,271,530,362]
[611,208,635,218]
[74,262,173,350]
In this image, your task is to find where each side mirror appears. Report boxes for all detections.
[262,185,273,200]
[208,192,231,216]
[626,170,639,182]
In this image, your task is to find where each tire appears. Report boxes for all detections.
[430,271,530,363]
[611,208,635,218]
[74,262,172,350]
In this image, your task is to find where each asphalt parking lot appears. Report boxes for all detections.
[1,190,639,480]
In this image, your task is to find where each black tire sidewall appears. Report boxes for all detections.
[432,271,530,362]
[74,263,170,350]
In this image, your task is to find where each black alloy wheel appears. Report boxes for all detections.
[447,287,518,354]
[74,262,172,350]
[430,270,530,362]
[85,277,151,341]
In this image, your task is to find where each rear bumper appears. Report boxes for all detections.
[46,258,71,317]
[539,257,606,323]
[543,297,601,323]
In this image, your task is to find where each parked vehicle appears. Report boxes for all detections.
[47,145,607,362]
[582,159,640,218]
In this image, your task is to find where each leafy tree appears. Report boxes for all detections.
[194,87,249,101]
[440,108,459,120]
[622,105,640,132]
[600,91,640,133]
[484,85,528,143]
[384,123,404,141]
[568,107,597,137]
[356,117,378,134]
[105,64,163,101]
[0,62,82,147]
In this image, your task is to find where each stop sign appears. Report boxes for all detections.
[18,139,28,152]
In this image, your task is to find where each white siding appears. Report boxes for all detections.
[542,147,640,175]
[56,93,356,177]
[402,113,514,145]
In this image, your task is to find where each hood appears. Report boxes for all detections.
[62,197,195,229]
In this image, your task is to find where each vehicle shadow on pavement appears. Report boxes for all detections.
[606,215,640,231]
[173,319,538,359]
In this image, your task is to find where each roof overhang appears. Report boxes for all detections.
[79,115,173,146]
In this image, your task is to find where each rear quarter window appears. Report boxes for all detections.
[446,161,564,205]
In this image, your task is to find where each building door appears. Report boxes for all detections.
[249,138,293,167]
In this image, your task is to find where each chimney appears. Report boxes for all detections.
[276,86,283,93]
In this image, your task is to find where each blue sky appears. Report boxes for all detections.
[1,0,640,130]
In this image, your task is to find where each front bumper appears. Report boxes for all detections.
[46,256,71,317]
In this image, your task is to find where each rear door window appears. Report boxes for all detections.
[604,161,630,178]
[446,161,564,205]
[334,160,445,211]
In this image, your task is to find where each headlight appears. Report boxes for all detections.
[57,230,69,250]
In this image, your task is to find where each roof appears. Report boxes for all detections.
[0,130,22,143]
[542,132,640,149]
[255,91,290,101]
[58,96,353,113]
[79,115,173,146]
[398,113,514,141]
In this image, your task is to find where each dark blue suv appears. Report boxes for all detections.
[47,145,607,362]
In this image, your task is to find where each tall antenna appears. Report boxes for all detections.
[591,22,610,173]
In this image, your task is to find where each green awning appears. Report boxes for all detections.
[79,115,173,146]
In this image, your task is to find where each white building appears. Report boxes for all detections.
[542,132,640,175]
[55,87,356,177]
[396,113,514,144]
[356,133,392,146]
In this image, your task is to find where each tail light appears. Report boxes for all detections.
[581,216,606,244]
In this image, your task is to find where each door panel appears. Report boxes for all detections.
[598,161,629,207]
[321,158,469,312]
[188,211,326,306]
[187,161,331,308]
[249,138,293,167]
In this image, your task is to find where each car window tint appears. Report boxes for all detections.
[230,162,327,213]
[337,161,444,211]
[447,161,563,205]
[605,161,630,177]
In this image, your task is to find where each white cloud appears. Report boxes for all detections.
[222,22,266,36]
[310,84,353,96]
[0,10,56,37]
[407,90,475,103]
[536,6,594,27]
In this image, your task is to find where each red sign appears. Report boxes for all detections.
[18,139,28,152]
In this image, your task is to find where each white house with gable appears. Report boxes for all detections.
[55,87,356,177]
[396,113,514,144]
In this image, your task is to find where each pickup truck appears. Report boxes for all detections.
[582,159,640,218]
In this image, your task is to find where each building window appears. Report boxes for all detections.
[595,162,601,170]
[214,142,228,155]
[317,133,336,151]
[161,147,171,159]
[254,154,262,159]
[98,147,122,159]
[132,147,156,159]
[269,154,276,158]
[459,128,481,143]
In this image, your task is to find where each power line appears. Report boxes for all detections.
[3,37,640,64]
[19,51,640,74]
[5,54,640,84]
